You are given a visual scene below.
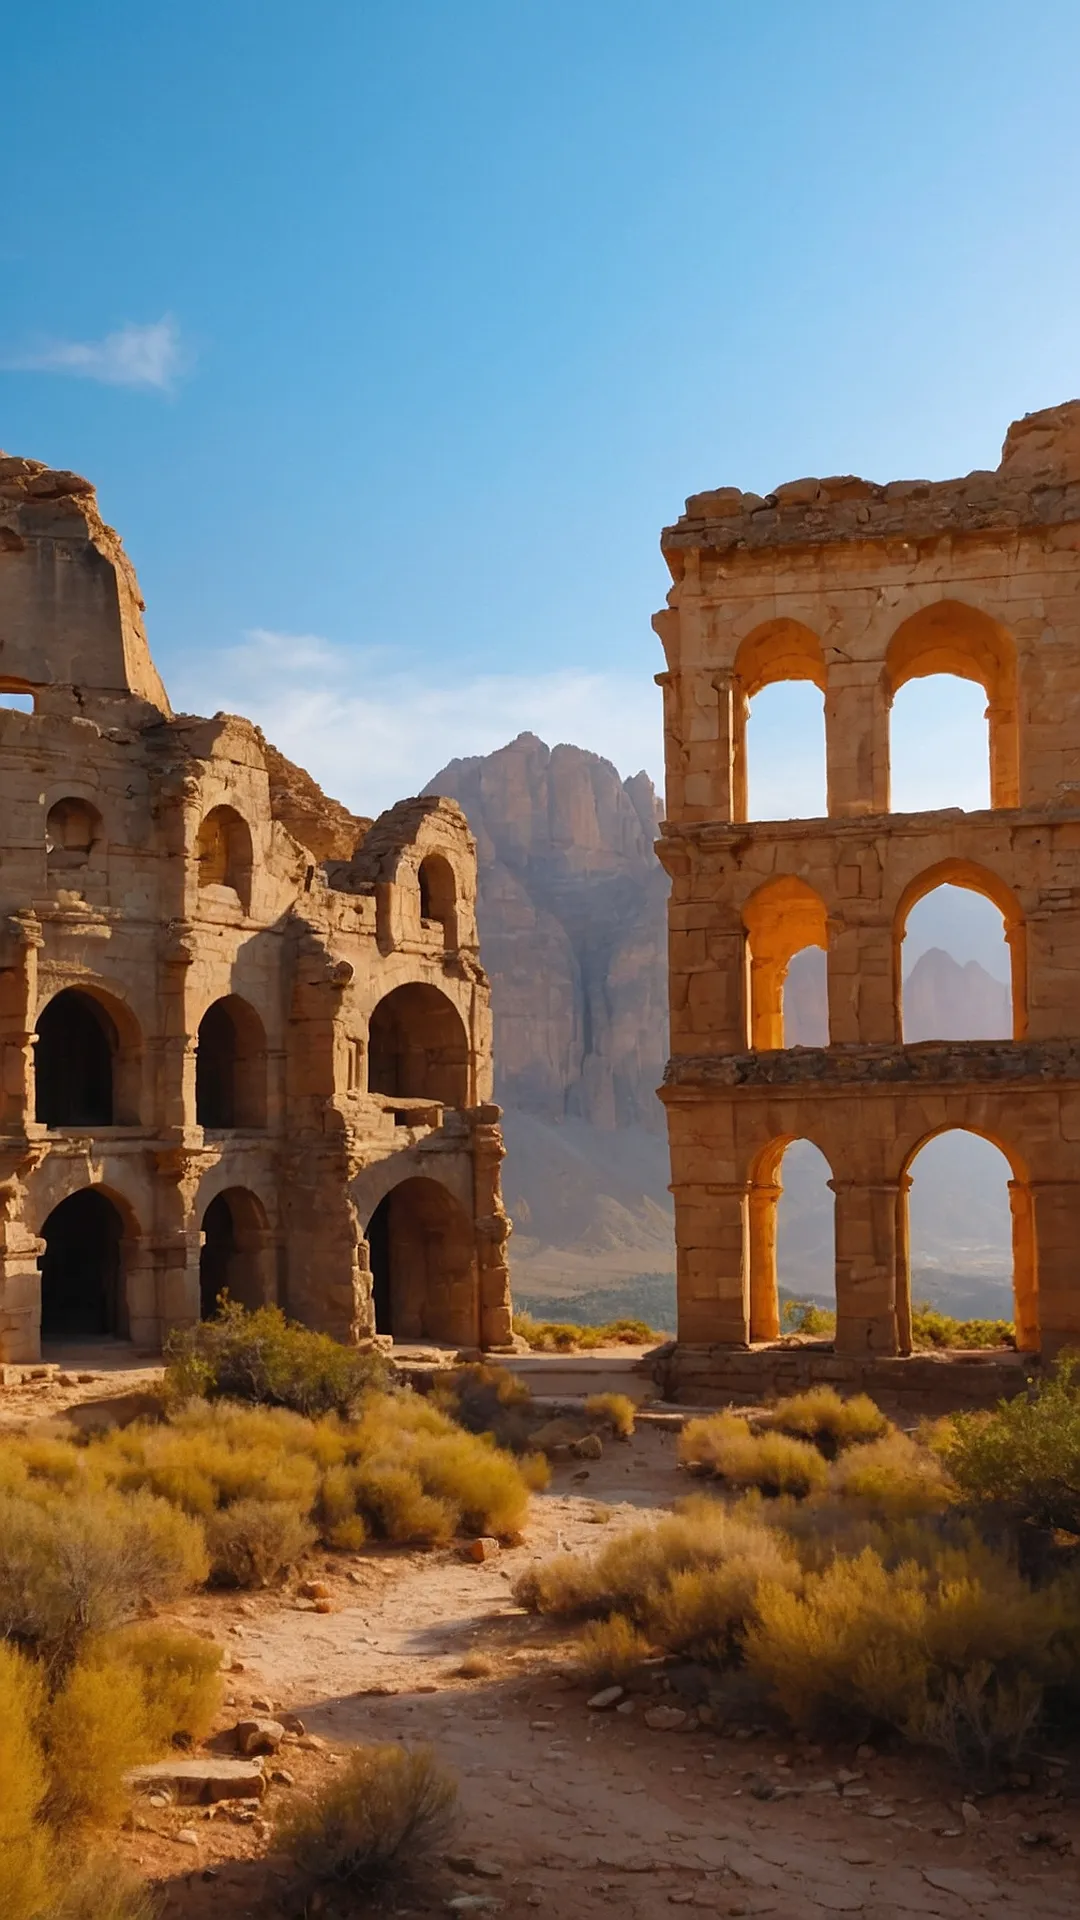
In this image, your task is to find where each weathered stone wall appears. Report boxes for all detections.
[0,456,511,1362]
[655,400,1080,1369]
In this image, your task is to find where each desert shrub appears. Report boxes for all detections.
[327,1515,369,1551]
[762,1386,891,1457]
[516,1500,766,1624]
[780,1300,836,1338]
[206,1498,315,1587]
[349,1464,457,1546]
[829,1431,955,1517]
[94,1626,223,1746]
[679,1415,828,1497]
[576,1613,652,1684]
[0,1488,207,1672]
[43,1856,161,1920]
[15,1434,86,1487]
[276,1741,457,1889]
[434,1362,535,1452]
[911,1303,1015,1350]
[44,1655,150,1825]
[166,1299,389,1417]
[512,1313,659,1352]
[939,1362,1080,1536]
[585,1392,637,1440]
[0,1642,53,1920]
[644,1529,801,1663]
[100,1402,321,1518]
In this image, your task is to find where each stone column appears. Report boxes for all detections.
[708,670,739,823]
[673,1180,749,1346]
[831,1175,902,1354]
[1008,1180,1038,1353]
[150,1147,207,1346]
[827,920,898,1045]
[1028,1179,1080,1358]
[471,1102,513,1348]
[0,1214,46,1363]
[825,664,889,817]
[747,1182,781,1341]
[0,912,42,1133]
[653,668,685,820]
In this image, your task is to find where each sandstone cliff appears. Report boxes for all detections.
[425,733,669,1132]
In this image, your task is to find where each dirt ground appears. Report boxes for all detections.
[59,1418,1070,1920]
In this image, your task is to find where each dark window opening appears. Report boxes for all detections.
[200,1193,237,1318]
[367,984,469,1108]
[35,990,115,1127]
[196,1001,238,1127]
[39,1189,126,1341]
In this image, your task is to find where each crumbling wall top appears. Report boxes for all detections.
[662,400,1080,569]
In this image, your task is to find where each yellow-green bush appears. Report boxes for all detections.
[515,1500,770,1624]
[575,1612,653,1685]
[206,1497,316,1586]
[44,1655,150,1826]
[761,1386,891,1456]
[0,1642,53,1920]
[512,1312,660,1351]
[644,1528,801,1663]
[938,1360,1080,1536]
[166,1299,390,1416]
[829,1431,954,1517]
[42,1857,160,1920]
[911,1304,1015,1350]
[93,1626,223,1746]
[678,1414,829,1496]
[276,1741,457,1888]
[585,1392,637,1440]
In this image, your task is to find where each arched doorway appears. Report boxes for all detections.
[743,877,829,1049]
[365,1178,478,1344]
[195,997,267,1128]
[886,601,1019,812]
[38,1189,127,1341]
[35,989,117,1126]
[748,1138,836,1340]
[199,1188,271,1317]
[734,620,828,822]
[367,985,469,1108]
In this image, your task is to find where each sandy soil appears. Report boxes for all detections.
[91,1424,1079,1920]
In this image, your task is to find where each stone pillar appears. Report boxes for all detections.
[1008,1180,1038,1353]
[825,664,889,817]
[831,1176,902,1354]
[0,912,42,1133]
[827,920,898,1045]
[987,693,1020,809]
[150,1147,207,1347]
[469,1102,513,1347]
[747,1183,781,1341]
[707,671,739,824]
[673,1180,749,1346]
[0,1214,46,1363]
[654,667,685,820]
[1028,1179,1080,1358]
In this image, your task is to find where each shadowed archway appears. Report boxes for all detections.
[38,1189,127,1341]
[365,1177,478,1344]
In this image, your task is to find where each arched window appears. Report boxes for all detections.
[35,990,116,1126]
[365,1176,478,1344]
[903,1130,1031,1348]
[195,996,267,1128]
[748,1138,835,1341]
[418,853,457,946]
[0,679,35,713]
[886,601,1018,812]
[196,806,253,910]
[896,865,1023,1042]
[38,1189,127,1341]
[734,620,828,822]
[367,984,469,1108]
[46,797,102,872]
[199,1188,271,1317]
[743,876,829,1049]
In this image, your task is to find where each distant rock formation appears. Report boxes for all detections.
[425,733,669,1132]
[902,947,1012,1041]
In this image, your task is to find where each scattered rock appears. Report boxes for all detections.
[270,1767,295,1786]
[299,1579,330,1600]
[447,1854,504,1879]
[836,1768,864,1786]
[529,1720,555,1731]
[587,1686,624,1711]
[296,1734,328,1752]
[234,1717,285,1756]
[125,1759,266,1804]
[866,1802,895,1818]
[466,1538,499,1563]
[175,1829,200,1848]
[855,1743,876,1762]
[571,1433,603,1461]
[280,1713,306,1735]
[313,1597,333,1613]
[250,1695,274,1713]
[445,1899,503,1914]
[961,1800,982,1828]
[644,1705,689,1732]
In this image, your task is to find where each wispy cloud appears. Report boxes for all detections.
[0,316,185,391]
[168,628,666,818]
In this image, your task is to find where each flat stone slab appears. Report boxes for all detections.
[125,1757,266,1803]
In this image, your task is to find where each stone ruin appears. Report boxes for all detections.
[0,454,511,1362]
[654,400,1080,1397]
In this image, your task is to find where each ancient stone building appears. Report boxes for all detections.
[0,454,511,1363]
[654,400,1080,1379]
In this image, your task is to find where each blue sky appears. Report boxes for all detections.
[4,2,1080,832]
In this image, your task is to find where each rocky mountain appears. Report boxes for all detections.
[424,734,673,1304]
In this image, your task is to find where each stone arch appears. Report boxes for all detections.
[898,1125,1034,1352]
[37,1185,136,1342]
[196,805,253,910]
[743,876,829,1049]
[894,859,1026,1041]
[45,796,103,873]
[363,1175,478,1345]
[747,1134,836,1341]
[195,995,268,1128]
[732,619,828,822]
[367,983,470,1108]
[885,600,1019,808]
[34,983,142,1126]
[418,852,458,947]
[199,1186,274,1317]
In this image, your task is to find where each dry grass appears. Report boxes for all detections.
[585,1392,637,1439]
[276,1741,457,1889]
[678,1414,829,1496]
[829,1431,955,1517]
[761,1386,892,1457]
[44,1655,150,1826]
[0,1641,52,1920]
[575,1612,653,1684]
[94,1625,223,1746]
[452,1651,496,1679]
[512,1312,660,1351]
[206,1497,317,1586]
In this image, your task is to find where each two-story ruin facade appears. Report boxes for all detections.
[0,454,512,1363]
[655,401,1080,1381]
